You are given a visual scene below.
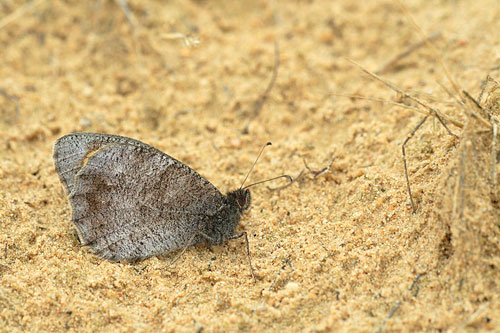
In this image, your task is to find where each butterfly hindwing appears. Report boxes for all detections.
[53,133,226,261]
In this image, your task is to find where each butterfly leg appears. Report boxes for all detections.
[168,231,220,267]
[168,233,199,267]
[73,230,83,245]
[229,232,255,281]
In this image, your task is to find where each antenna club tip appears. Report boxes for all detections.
[285,175,292,181]
[266,142,272,146]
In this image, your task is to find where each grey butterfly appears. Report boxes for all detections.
[53,133,284,278]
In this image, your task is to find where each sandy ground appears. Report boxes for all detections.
[1,0,500,331]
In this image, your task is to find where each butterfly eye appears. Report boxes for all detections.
[236,197,245,209]
[233,189,249,210]
[241,190,251,210]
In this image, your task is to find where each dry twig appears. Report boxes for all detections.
[347,58,460,212]
[376,31,442,74]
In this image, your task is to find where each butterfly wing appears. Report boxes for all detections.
[54,133,165,195]
[53,133,225,261]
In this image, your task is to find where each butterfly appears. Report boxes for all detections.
[53,133,288,278]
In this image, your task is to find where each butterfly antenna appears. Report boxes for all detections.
[240,142,272,189]
[242,174,293,190]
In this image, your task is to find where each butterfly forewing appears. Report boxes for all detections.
[55,133,138,194]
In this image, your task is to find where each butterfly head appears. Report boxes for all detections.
[229,188,251,212]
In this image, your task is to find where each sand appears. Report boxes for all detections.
[1,0,499,331]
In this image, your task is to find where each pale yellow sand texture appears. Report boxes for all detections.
[1,0,499,331]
